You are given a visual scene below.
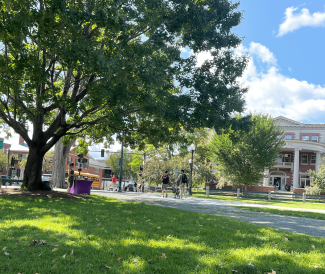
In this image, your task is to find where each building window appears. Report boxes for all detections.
[75,158,79,167]
[300,175,310,188]
[275,157,282,164]
[312,136,318,142]
[94,168,99,173]
[311,155,316,165]
[67,157,72,165]
[301,154,308,164]
[284,154,291,162]
[285,135,292,139]
[302,135,309,141]
[84,160,89,169]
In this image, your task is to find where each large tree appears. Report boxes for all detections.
[0,0,248,189]
[210,114,285,188]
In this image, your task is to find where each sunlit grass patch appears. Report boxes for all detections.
[0,194,325,273]
[193,192,325,210]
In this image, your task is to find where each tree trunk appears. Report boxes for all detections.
[22,146,46,190]
[52,139,75,188]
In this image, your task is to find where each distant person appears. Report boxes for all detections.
[134,182,137,192]
[112,174,117,190]
[67,163,76,193]
[161,170,172,198]
[175,170,188,199]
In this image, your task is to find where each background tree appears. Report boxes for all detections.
[0,150,7,172]
[210,114,285,188]
[105,151,137,181]
[0,0,249,189]
[131,130,216,187]
[42,151,54,174]
[308,163,325,195]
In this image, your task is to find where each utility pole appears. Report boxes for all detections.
[118,141,123,192]
[6,149,10,177]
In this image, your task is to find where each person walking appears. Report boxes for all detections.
[67,163,76,193]
[175,170,188,199]
[112,174,117,191]
[161,170,172,198]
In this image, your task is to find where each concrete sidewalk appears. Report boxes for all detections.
[91,190,325,238]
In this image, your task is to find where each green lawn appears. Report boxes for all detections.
[1,194,325,273]
[236,206,325,221]
[192,192,325,211]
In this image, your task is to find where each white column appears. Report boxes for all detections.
[263,168,269,186]
[315,152,321,174]
[293,148,300,188]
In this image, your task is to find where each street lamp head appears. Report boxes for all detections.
[188,159,192,164]
[190,144,195,151]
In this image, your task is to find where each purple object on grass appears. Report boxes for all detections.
[70,180,93,195]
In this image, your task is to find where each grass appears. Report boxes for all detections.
[236,206,325,221]
[1,195,325,273]
[192,192,325,211]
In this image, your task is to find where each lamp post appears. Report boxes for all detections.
[118,141,123,192]
[189,144,195,195]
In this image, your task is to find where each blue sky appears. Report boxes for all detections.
[230,0,325,123]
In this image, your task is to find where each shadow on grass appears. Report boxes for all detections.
[0,195,324,273]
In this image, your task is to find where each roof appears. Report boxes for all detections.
[274,116,325,128]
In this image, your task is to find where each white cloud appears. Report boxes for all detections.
[196,43,325,122]
[239,44,325,122]
[249,42,277,65]
[278,7,325,36]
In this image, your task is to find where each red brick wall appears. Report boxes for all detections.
[299,152,316,173]
[292,188,306,194]
[205,184,275,192]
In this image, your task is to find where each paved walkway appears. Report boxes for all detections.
[91,190,325,238]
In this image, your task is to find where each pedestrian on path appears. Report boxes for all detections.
[67,163,77,194]
[161,170,172,198]
[175,169,188,199]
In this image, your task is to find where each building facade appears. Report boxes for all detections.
[262,116,325,192]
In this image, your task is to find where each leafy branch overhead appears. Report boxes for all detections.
[0,0,249,189]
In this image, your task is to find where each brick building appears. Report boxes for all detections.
[207,116,325,193]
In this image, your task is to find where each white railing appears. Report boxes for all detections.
[274,162,293,167]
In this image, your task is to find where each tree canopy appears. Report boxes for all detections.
[210,114,285,188]
[0,0,248,189]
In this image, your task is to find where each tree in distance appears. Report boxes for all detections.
[308,163,325,194]
[0,149,7,172]
[210,114,285,188]
[0,0,249,189]
[105,150,137,181]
